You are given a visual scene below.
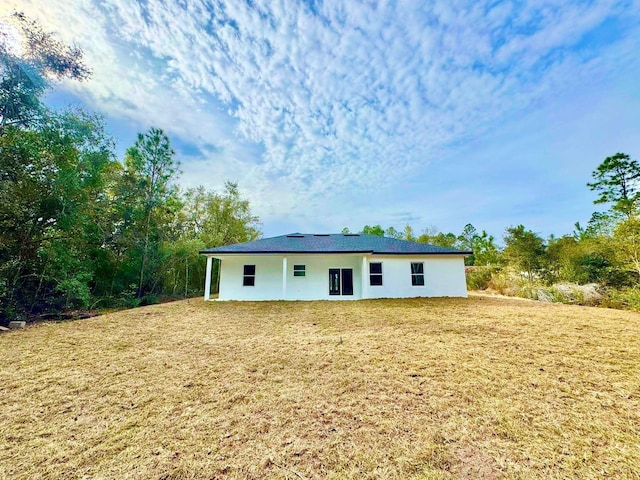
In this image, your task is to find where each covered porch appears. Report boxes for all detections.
[203,253,371,301]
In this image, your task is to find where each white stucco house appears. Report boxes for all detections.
[200,233,471,301]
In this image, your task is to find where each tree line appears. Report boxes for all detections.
[343,151,640,307]
[342,224,501,267]
[0,13,259,323]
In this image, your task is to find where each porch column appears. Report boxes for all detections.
[361,255,368,299]
[204,256,213,301]
[282,256,288,300]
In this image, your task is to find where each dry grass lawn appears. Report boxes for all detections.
[1,295,639,479]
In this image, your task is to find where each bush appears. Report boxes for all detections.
[55,275,92,309]
[140,295,160,306]
[465,266,496,290]
[522,285,574,304]
[510,282,604,306]
[486,270,521,296]
[607,287,640,311]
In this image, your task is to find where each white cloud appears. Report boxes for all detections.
[2,0,640,235]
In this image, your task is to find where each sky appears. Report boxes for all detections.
[3,0,640,239]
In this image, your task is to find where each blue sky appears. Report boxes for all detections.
[3,0,640,239]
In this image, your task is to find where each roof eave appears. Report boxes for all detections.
[199,250,473,256]
[372,251,473,256]
[199,250,374,255]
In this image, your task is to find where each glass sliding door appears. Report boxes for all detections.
[329,268,353,296]
[341,269,353,295]
[329,269,341,295]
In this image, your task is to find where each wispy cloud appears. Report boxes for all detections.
[3,0,640,235]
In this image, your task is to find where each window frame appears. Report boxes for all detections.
[243,264,256,286]
[410,262,425,286]
[293,264,306,277]
[369,262,383,286]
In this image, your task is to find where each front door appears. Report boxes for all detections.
[329,268,353,296]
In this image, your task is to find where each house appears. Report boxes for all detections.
[199,233,472,301]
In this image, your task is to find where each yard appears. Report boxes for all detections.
[1,295,639,479]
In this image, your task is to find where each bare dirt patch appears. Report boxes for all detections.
[1,295,639,479]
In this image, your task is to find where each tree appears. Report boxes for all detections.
[0,111,116,319]
[416,225,438,244]
[457,224,477,249]
[430,232,457,248]
[473,230,501,266]
[613,218,640,284]
[165,183,260,296]
[545,235,582,284]
[457,223,477,265]
[361,225,384,236]
[0,12,90,132]
[588,153,640,217]
[456,225,501,266]
[0,13,269,320]
[182,182,261,248]
[385,226,403,239]
[119,127,180,298]
[403,225,416,242]
[573,214,612,241]
[410,226,458,247]
[503,225,546,282]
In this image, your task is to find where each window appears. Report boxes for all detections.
[243,265,255,286]
[293,264,306,277]
[411,262,424,286]
[369,262,383,286]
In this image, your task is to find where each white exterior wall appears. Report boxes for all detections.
[285,255,362,300]
[367,255,468,298]
[216,254,363,301]
[218,255,283,301]
[210,253,467,301]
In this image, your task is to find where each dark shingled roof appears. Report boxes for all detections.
[200,233,472,255]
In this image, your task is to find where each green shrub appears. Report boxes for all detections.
[487,270,521,296]
[518,283,606,306]
[140,295,160,306]
[465,267,496,290]
[55,275,92,309]
[607,287,640,311]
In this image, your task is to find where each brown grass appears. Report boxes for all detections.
[1,295,639,479]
